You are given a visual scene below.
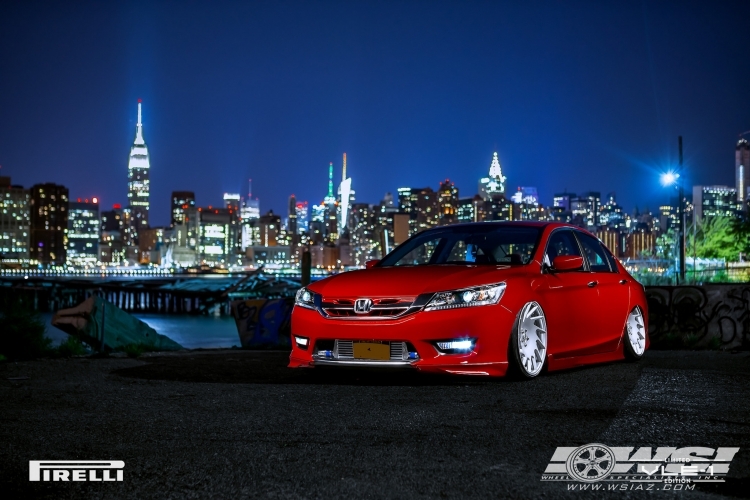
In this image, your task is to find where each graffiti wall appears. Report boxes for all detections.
[646,284,750,350]
[231,298,294,348]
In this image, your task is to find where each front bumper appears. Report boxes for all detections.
[289,303,516,376]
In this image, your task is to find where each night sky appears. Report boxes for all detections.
[1,1,749,226]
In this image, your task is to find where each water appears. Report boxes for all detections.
[44,313,239,349]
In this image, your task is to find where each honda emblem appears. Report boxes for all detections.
[354,298,373,314]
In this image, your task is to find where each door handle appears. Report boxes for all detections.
[588,281,598,288]
[619,279,628,285]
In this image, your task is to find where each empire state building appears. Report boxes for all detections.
[127,99,150,237]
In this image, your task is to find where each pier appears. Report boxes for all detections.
[0,272,301,316]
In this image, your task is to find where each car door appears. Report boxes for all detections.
[574,231,630,353]
[539,229,599,357]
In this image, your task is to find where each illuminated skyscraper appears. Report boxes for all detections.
[295,201,309,234]
[127,100,150,239]
[67,198,100,266]
[736,138,750,203]
[693,185,739,223]
[479,152,507,200]
[338,153,353,231]
[324,162,338,240]
[171,191,195,227]
[438,179,459,224]
[224,193,240,210]
[0,177,30,263]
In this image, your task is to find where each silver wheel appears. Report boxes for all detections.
[625,306,645,357]
[516,301,547,377]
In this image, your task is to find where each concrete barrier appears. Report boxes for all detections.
[646,284,750,350]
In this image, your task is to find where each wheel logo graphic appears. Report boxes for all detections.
[565,444,616,482]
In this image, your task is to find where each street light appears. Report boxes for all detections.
[660,171,679,187]
[661,137,686,284]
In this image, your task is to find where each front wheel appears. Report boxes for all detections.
[508,301,548,379]
[623,306,646,360]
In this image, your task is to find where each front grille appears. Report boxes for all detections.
[390,341,405,360]
[335,340,354,359]
[322,297,415,319]
[326,340,411,361]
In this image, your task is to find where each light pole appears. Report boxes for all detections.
[660,136,686,284]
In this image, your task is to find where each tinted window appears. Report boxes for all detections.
[545,229,582,267]
[575,232,612,272]
[380,225,542,267]
[390,237,441,266]
[601,245,620,273]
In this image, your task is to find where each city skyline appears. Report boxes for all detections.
[2,1,750,226]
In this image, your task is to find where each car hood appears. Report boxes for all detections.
[309,265,531,298]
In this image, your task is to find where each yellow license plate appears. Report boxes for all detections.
[353,342,390,360]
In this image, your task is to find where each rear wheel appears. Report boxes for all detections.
[623,306,646,360]
[509,301,548,379]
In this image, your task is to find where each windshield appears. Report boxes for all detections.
[379,225,542,267]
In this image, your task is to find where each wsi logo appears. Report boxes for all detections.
[541,444,739,484]
[30,461,125,482]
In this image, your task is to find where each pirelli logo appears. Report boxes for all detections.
[29,461,125,482]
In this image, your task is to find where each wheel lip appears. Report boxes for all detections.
[625,306,646,357]
[565,443,617,482]
[516,301,547,377]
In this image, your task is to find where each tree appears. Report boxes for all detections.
[729,216,750,260]
[687,217,742,262]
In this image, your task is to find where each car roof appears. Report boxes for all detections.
[422,221,597,238]
[432,221,566,230]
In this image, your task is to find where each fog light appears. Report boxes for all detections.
[318,350,333,358]
[294,336,309,350]
[408,352,419,360]
[435,339,475,353]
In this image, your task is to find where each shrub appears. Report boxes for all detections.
[55,336,89,357]
[118,343,160,358]
[0,298,52,360]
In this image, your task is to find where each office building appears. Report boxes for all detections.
[171,191,195,227]
[0,177,30,263]
[198,207,233,264]
[67,198,100,266]
[30,183,69,265]
[692,185,739,223]
[438,179,459,224]
[397,186,439,235]
[553,192,575,211]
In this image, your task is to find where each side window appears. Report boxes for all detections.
[575,232,612,272]
[545,230,582,267]
[602,246,620,273]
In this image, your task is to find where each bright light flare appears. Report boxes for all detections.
[660,171,680,186]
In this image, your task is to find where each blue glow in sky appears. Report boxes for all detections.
[1,1,749,225]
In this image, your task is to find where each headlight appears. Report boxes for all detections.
[424,282,506,311]
[295,287,317,310]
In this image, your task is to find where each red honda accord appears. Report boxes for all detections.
[289,222,648,378]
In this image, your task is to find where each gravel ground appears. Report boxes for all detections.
[0,350,748,499]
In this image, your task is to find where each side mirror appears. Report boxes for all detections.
[552,255,584,272]
[365,259,381,269]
